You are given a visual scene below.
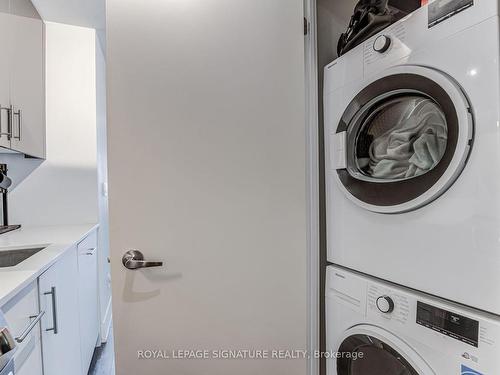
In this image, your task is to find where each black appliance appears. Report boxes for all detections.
[0,164,20,235]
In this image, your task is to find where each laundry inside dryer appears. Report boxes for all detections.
[355,95,448,180]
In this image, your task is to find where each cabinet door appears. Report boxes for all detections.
[0,12,11,150]
[1,282,42,375]
[77,230,100,374]
[9,14,45,158]
[39,247,83,375]
[15,337,43,375]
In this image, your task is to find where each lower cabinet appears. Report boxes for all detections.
[0,228,100,375]
[77,229,100,374]
[39,245,83,375]
[2,281,43,375]
[15,336,43,375]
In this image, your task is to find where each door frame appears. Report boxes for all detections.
[304,0,320,374]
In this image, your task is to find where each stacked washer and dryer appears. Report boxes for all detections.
[324,1,500,374]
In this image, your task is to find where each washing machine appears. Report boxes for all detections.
[324,0,500,314]
[326,265,500,375]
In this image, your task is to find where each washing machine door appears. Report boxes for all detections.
[332,65,473,213]
[335,325,435,375]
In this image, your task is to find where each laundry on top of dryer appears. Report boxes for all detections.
[337,0,420,56]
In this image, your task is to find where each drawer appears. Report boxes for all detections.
[1,282,43,373]
[77,228,98,256]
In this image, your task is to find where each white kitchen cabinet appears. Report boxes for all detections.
[39,247,83,375]
[1,281,43,375]
[77,229,100,374]
[9,13,45,158]
[0,12,11,150]
[0,4,45,158]
[15,337,43,375]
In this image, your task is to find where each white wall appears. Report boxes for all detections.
[317,0,357,68]
[3,22,98,227]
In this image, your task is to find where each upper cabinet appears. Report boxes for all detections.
[0,1,45,159]
[10,13,45,158]
[0,12,11,151]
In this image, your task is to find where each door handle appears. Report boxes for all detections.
[44,287,58,334]
[15,310,45,343]
[122,250,163,270]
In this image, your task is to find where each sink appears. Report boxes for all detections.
[0,247,45,267]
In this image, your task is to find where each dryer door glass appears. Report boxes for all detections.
[333,70,472,212]
[337,334,419,375]
[354,95,448,182]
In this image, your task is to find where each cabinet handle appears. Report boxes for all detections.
[0,105,12,140]
[12,108,21,141]
[15,310,45,343]
[85,247,96,255]
[44,287,58,334]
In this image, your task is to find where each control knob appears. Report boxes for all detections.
[376,296,395,313]
[373,35,391,53]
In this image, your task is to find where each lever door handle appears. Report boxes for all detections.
[122,250,163,270]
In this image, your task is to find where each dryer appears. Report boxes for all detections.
[326,265,500,375]
[324,0,500,313]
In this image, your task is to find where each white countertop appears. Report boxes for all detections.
[0,224,98,306]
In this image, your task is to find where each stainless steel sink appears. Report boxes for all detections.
[0,247,45,268]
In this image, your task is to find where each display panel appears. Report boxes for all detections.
[428,0,474,28]
[416,301,479,347]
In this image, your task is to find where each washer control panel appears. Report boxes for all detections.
[368,284,410,324]
[327,266,500,375]
[376,296,395,313]
[416,301,479,347]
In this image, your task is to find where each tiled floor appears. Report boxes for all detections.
[88,329,115,375]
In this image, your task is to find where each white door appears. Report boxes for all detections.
[9,14,45,158]
[106,0,308,374]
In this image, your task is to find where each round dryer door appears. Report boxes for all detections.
[335,326,434,375]
[332,65,473,213]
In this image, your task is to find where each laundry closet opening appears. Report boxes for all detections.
[315,1,424,374]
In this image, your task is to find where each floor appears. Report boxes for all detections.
[88,329,115,375]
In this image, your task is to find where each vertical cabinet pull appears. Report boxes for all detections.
[0,105,22,141]
[12,108,21,141]
[44,287,58,334]
[0,105,12,140]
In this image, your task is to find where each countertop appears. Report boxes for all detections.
[0,224,98,307]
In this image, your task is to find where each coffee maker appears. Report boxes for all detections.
[0,164,20,235]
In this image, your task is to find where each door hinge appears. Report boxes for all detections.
[304,17,309,35]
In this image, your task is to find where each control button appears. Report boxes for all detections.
[376,296,395,313]
[373,35,391,53]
